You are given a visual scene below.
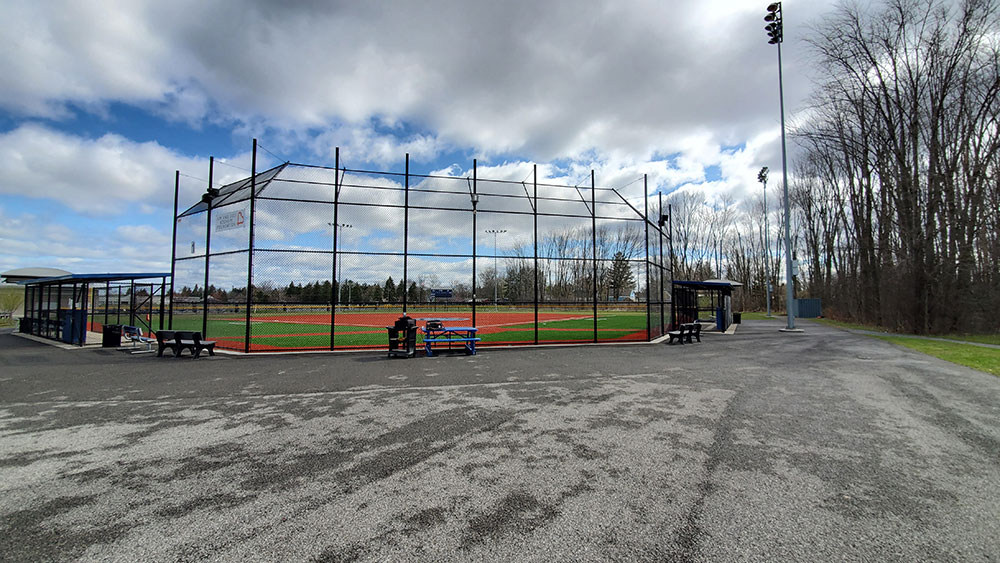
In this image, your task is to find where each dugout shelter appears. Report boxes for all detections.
[671,279,742,332]
[19,273,171,346]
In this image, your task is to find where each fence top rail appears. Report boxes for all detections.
[285,162,637,192]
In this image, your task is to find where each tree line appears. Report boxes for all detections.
[174,223,646,306]
[793,0,1000,333]
[175,278,427,304]
[659,0,999,335]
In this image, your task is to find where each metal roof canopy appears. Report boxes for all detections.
[672,279,742,331]
[673,279,742,291]
[19,273,171,286]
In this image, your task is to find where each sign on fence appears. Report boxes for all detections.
[430,288,453,300]
[215,207,248,232]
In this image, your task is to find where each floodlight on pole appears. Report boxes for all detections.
[485,229,507,310]
[328,222,352,307]
[763,1,797,331]
[758,167,773,317]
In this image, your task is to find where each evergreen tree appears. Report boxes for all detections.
[383,277,396,303]
[608,251,635,300]
[302,282,317,303]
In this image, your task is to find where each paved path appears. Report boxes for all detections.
[1,320,998,561]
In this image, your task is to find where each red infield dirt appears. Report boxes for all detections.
[201,310,646,352]
[243,310,591,329]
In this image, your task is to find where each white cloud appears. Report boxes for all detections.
[0,206,172,273]
[0,0,833,277]
[0,124,214,214]
[0,0,832,161]
[0,123,269,218]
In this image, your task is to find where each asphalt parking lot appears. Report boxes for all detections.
[1,319,998,562]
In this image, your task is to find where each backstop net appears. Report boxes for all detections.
[172,156,674,352]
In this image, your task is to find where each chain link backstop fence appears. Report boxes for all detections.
[171,147,674,352]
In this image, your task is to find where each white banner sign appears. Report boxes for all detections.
[215,207,248,232]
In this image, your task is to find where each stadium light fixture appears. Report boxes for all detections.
[485,229,507,310]
[763,2,797,330]
[328,222,352,307]
[757,167,773,317]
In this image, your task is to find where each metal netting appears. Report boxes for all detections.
[170,154,675,352]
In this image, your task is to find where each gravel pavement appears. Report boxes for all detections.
[1,319,997,562]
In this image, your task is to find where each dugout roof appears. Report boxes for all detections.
[19,273,171,286]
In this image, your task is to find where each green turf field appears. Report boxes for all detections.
[164,308,650,350]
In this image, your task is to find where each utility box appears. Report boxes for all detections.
[795,298,822,318]
[387,316,417,358]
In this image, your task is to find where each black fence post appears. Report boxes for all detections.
[659,193,665,333]
[591,170,597,343]
[669,203,675,329]
[203,156,213,336]
[533,164,538,345]
[129,279,136,327]
[158,276,165,330]
[30,286,36,335]
[472,159,477,328]
[403,153,409,314]
[169,170,179,329]
[644,175,651,341]
[244,138,257,353]
[80,283,89,346]
[55,283,63,341]
[330,147,339,350]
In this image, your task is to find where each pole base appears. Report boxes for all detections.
[779,328,805,333]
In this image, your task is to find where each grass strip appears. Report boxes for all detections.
[815,318,1000,346]
[738,311,784,321]
[944,334,1000,346]
[872,335,1000,377]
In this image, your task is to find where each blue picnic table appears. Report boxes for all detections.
[422,325,480,356]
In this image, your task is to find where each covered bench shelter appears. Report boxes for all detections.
[19,273,170,346]
[671,279,743,332]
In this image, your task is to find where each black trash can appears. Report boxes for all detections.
[18,317,31,334]
[102,324,122,348]
[61,313,74,344]
[387,316,417,358]
[733,312,742,324]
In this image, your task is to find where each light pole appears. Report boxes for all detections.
[485,228,506,310]
[765,2,797,330]
[758,167,772,317]
[328,222,352,307]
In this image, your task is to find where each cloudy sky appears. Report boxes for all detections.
[0,0,836,280]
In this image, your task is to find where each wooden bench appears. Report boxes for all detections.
[173,331,217,358]
[154,330,178,357]
[667,323,702,345]
[667,325,689,344]
[155,330,216,357]
[685,323,702,343]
